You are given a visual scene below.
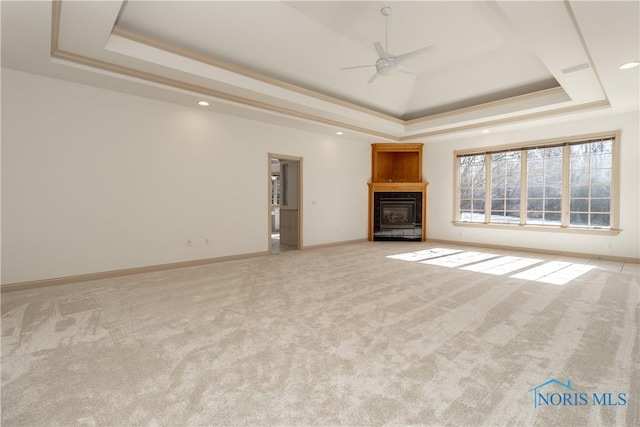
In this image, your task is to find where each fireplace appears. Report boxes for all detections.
[368,143,427,242]
[371,191,423,241]
[380,199,416,229]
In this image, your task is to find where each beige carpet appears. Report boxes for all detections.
[1,241,638,426]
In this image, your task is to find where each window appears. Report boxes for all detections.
[458,155,485,222]
[569,139,612,227]
[526,146,562,226]
[455,133,618,231]
[491,151,521,223]
[271,175,281,205]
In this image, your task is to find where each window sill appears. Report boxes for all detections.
[451,221,621,236]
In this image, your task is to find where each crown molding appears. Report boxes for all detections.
[48,0,614,142]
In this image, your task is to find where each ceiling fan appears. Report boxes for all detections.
[340,6,435,83]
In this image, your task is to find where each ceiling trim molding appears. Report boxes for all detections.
[50,49,400,141]
[47,0,618,142]
[111,25,579,131]
[112,25,406,125]
[49,1,398,141]
[400,99,610,140]
[404,86,566,126]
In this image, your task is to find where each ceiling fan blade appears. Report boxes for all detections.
[340,64,376,71]
[367,72,379,84]
[396,44,435,63]
[397,65,419,75]
[373,42,387,58]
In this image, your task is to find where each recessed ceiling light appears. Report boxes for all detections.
[482,129,491,134]
[336,131,344,135]
[198,101,210,106]
[619,61,639,70]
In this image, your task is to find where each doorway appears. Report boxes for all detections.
[269,154,302,253]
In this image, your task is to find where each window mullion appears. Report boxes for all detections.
[561,145,570,227]
[520,150,527,225]
[611,132,620,229]
[453,156,460,222]
[485,153,491,224]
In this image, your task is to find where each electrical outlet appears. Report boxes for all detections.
[187,240,192,247]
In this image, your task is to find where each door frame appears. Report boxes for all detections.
[268,153,303,252]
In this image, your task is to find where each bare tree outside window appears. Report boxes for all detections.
[491,151,521,223]
[459,155,485,222]
[456,135,615,230]
[526,147,563,226]
[569,139,612,227]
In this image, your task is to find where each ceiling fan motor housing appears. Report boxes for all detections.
[376,57,397,75]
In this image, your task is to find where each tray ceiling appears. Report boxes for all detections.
[116,1,559,119]
[2,1,638,141]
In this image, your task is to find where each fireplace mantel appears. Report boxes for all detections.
[368,143,428,242]
[368,182,427,192]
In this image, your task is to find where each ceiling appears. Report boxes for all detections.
[2,1,639,142]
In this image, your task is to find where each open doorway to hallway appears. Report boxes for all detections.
[269,154,302,253]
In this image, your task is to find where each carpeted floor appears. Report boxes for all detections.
[1,241,638,426]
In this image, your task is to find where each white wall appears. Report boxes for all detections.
[1,69,370,284]
[4,68,636,285]
[424,111,640,260]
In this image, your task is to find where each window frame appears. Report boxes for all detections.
[452,131,620,235]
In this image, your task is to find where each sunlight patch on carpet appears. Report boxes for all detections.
[420,251,500,268]
[386,248,461,262]
[511,261,596,285]
[387,248,598,285]
[461,256,543,275]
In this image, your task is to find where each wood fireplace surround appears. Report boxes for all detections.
[368,143,428,241]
